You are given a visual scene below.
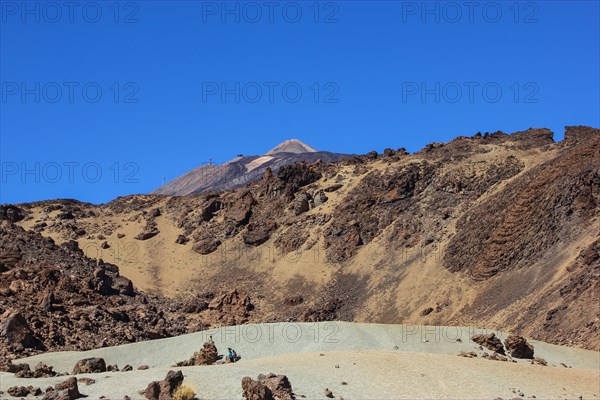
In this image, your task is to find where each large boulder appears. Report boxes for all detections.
[143,370,184,400]
[241,377,273,400]
[135,228,160,241]
[313,190,328,207]
[470,333,505,355]
[225,191,255,227]
[294,192,311,215]
[0,309,40,349]
[72,357,107,374]
[504,335,534,359]
[7,386,30,397]
[242,373,294,400]
[192,237,222,255]
[42,377,80,400]
[243,221,277,246]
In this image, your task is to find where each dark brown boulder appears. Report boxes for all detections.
[323,183,342,192]
[144,381,161,400]
[258,374,294,399]
[135,228,160,241]
[33,362,58,378]
[242,373,294,400]
[72,357,106,374]
[471,333,505,355]
[0,360,30,374]
[7,386,29,397]
[201,199,223,222]
[143,370,184,400]
[241,377,273,400]
[113,276,135,296]
[192,237,222,255]
[504,335,534,359]
[0,309,40,349]
[243,221,277,246]
[159,370,184,397]
[225,191,255,226]
[42,377,80,400]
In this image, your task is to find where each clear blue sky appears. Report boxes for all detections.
[1,1,598,204]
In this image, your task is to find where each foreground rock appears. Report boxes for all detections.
[143,370,185,400]
[505,335,535,359]
[41,377,80,400]
[241,373,294,400]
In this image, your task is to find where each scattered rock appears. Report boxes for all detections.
[419,307,434,316]
[324,388,334,398]
[135,228,159,241]
[78,377,95,385]
[323,183,342,192]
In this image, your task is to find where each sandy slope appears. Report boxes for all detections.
[3,322,598,399]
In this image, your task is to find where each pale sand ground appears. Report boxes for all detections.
[2,322,598,399]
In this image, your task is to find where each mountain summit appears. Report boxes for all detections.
[265,139,318,155]
[153,138,349,195]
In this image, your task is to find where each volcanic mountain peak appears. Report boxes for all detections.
[265,139,318,155]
